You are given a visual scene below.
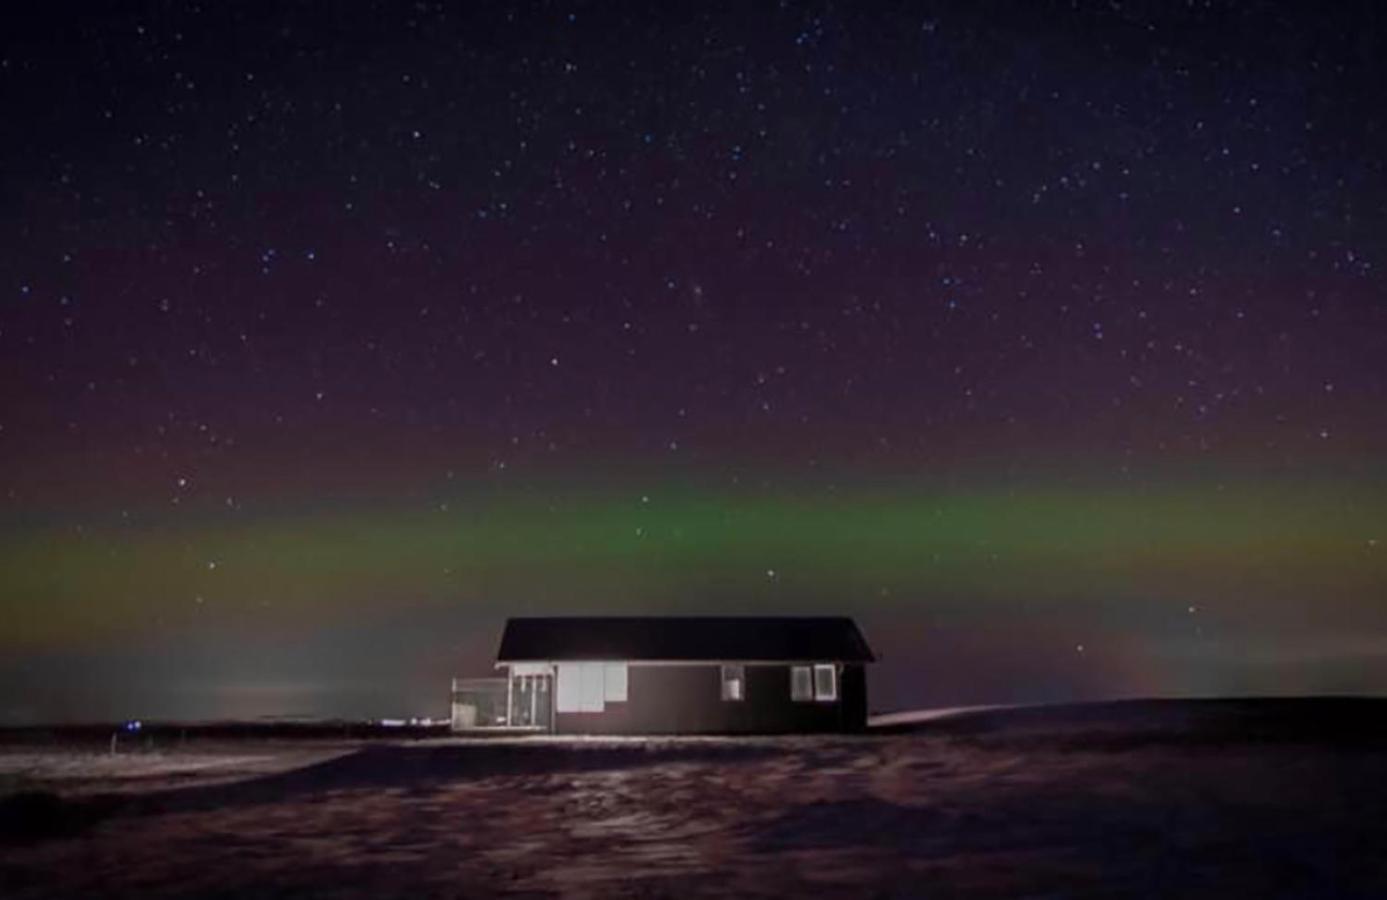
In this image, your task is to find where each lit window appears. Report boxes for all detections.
[721,664,745,701]
[813,664,837,702]
[604,662,628,703]
[579,663,605,712]
[791,665,813,701]
[557,663,610,713]
[556,663,582,713]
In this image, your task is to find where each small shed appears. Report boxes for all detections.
[467,616,875,735]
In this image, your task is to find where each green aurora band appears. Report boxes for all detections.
[5,479,1383,651]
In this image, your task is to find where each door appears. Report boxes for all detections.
[508,673,553,729]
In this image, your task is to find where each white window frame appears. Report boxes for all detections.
[721,664,745,701]
[813,663,837,702]
[790,665,814,702]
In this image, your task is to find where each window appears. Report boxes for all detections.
[721,664,745,701]
[579,663,605,712]
[813,664,837,702]
[792,664,838,703]
[604,663,628,703]
[557,662,612,713]
[556,663,582,713]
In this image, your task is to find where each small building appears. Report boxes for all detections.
[454,616,875,735]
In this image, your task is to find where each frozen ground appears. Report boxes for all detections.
[0,747,347,797]
[2,698,1386,898]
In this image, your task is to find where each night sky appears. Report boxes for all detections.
[2,2,1384,723]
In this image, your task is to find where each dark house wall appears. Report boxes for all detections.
[555,663,868,735]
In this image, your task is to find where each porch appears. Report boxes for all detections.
[450,673,552,732]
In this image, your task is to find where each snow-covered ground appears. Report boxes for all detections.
[0,749,338,794]
[868,703,1011,727]
[2,699,1385,898]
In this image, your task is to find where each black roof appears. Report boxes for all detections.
[497,616,875,663]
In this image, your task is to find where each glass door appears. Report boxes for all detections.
[508,673,553,728]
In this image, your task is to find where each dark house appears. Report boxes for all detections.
[491,616,875,735]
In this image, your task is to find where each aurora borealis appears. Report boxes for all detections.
[4,473,1384,720]
[2,2,1385,722]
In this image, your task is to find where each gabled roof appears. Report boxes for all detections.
[497,616,876,663]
